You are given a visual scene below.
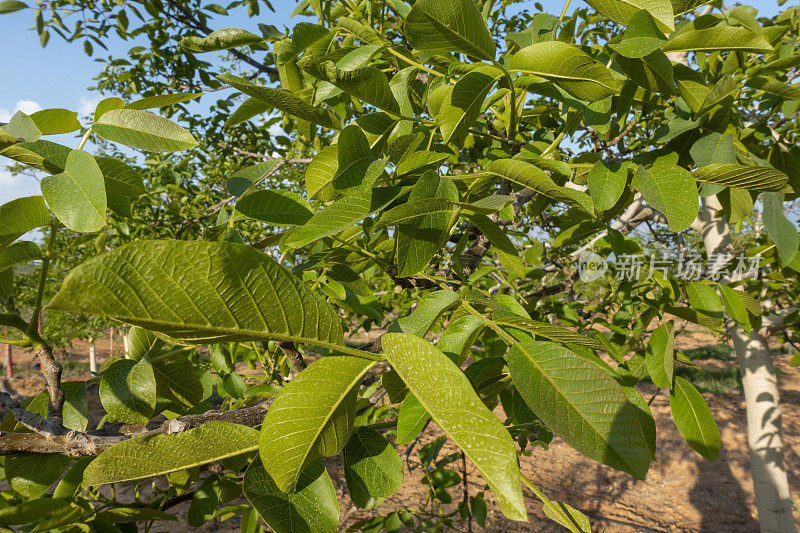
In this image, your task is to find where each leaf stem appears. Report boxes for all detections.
[559,0,572,21]
[27,222,58,338]
[77,127,93,151]
[384,46,445,78]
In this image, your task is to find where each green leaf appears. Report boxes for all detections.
[0,196,50,246]
[378,198,454,227]
[391,289,460,337]
[1,110,40,142]
[508,340,651,479]
[0,499,84,528]
[234,190,314,226]
[153,356,204,407]
[664,305,724,331]
[686,282,723,320]
[494,317,605,349]
[218,74,340,130]
[692,164,789,192]
[0,1,28,14]
[48,240,345,348]
[632,161,698,232]
[670,376,720,461]
[645,321,674,389]
[382,333,527,521]
[99,356,157,424]
[95,156,146,197]
[436,315,485,364]
[125,93,203,110]
[438,66,502,145]
[82,422,259,486]
[127,326,164,361]
[181,28,264,52]
[404,0,496,61]
[93,109,198,152]
[467,213,525,278]
[663,26,773,53]
[298,58,400,114]
[697,76,738,114]
[188,476,221,527]
[24,381,88,432]
[343,427,404,509]
[489,159,595,214]
[285,186,402,248]
[396,172,458,277]
[587,161,628,211]
[395,392,430,445]
[332,125,381,193]
[718,285,751,335]
[763,192,799,264]
[522,477,591,533]
[96,507,178,524]
[41,149,106,233]
[510,41,623,102]
[29,109,81,134]
[5,454,71,497]
[690,133,736,167]
[0,240,42,271]
[305,145,338,200]
[259,356,374,492]
[585,0,675,32]
[94,97,126,121]
[226,97,271,127]
[746,76,800,101]
[227,160,279,197]
[244,457,339,533]
[607,10,667,58]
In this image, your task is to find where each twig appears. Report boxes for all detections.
[462,452,472,533]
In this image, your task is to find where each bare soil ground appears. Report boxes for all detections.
[3,333,799,532]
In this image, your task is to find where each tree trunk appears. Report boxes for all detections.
[88,337,97,374]
[109,327,114,353]
[3,327,11,380]
[122,328,130,358]
[731,327,797,532]
[693,196,796,532]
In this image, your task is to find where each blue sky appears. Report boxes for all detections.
[0,0,789,205]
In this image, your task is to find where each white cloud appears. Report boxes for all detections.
[77,94,102,117]
[0,165,41,206]
[0,99,43,122]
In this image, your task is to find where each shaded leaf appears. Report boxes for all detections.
[343,427,404,508]
[670,376,720,461]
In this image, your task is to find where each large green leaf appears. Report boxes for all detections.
[746,76,800,101]
[125,93,203,111]
[181,28,264,52]
[48,240,344,349]
[99,357,157,424]
[153,356,204,407]
[29,108,81,135]
[82,423,259,486]
[41,149,106,233]
[259,356,374,492]
[489,159,595,214]
[381,333,527,521]
[719,285,751,335]
[5,454,72,497]
[510,41,622,102]
[234,190,314,226]
[585,0,675,32]
[632,161,698,232]
[645,321,674,389]
[663,26,773,53]
[390,289,460,337]
[342,427,404,509]
[95,157,146,197]
[0,240,42,271]
[244,457,339,533]
[587,161,628,211]
[690,133,736,168]
[217,74,341,130]
[299,58,400,114]
[494,317,605,349]
[331,124,382,193]
[305,145,338,200]
[692,164,789,192]
[607,10,667,58]
[285,186,402,248]
[395,392,430,445]
[93,109,198,152]
[404,0,496,61]
[508,341,651,479]
[396,172,458,277]
[0,196,50,246]
[438,66,502,145]
[0,499,85,529]
[670,376,720,461]
[763,192,800,264]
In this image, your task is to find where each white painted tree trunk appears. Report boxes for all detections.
[122,328,130,358]
[692,196,796,532]
[88,337,97,373]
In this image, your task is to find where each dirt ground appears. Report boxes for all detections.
[3,333,799,532]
